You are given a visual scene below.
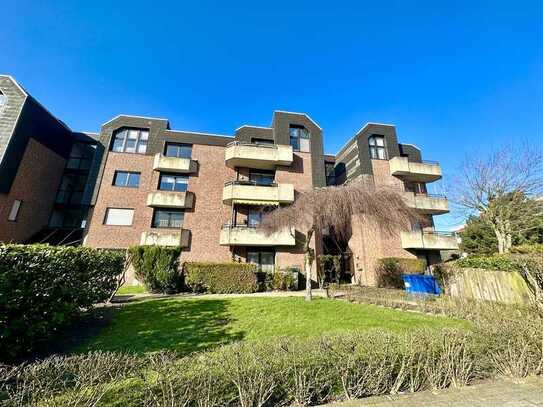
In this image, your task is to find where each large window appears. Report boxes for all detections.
[111,128,149,154]
[165,143,192,159]
[289,125,310,152]
[152,209,184,228]
[247,250,275,273]
[159,174,188,191]
[104,208,134,226]
[368,135,386,160]
[113,171,140,188]
[67,142,96,170]
[55,174,87,205]
[249,170,275,186]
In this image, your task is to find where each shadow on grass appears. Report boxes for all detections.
[74,298,243,356]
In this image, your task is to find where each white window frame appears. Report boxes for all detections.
[103,208,134,226]
[111,128,149,154]
[8,200,22,221]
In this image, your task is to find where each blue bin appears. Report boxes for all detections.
[402,274,441,295]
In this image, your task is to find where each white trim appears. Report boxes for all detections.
[234,124,272,132]
[0,75,28,96]
[400,142,421,151]
[102,114,170,126]
[272,110,323,131]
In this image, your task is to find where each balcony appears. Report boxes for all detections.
[389,156,442,183]
[225,141,293,170]
[146,191,194,209]
[219,225,295,246]
[140,229,190,248]
[222,180,294,205]
[403,192,449,215]
[153,153,197,174]
[400,231,459,250]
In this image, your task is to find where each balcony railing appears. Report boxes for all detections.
[225,141,293,170]
[400,230,459,250]
[140,229,190,247]
[389,156,442,183]
[222,180,294,205]
[146,191,194,209]
[403,192,449,215]
[153,153,198,174]
[219,224,295,246]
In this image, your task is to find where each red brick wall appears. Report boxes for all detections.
[0,139,66,243]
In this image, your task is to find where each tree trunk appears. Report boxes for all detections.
[304,229,314,301]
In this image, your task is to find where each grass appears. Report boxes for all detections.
[116,285,147,295]
[74,297,469,356]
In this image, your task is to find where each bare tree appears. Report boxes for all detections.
[261,181,417,301]
[451,145,543,254]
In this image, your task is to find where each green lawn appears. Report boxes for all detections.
[75,297,468,356]
[116,285,147,295]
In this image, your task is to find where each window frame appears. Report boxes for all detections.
[164,142,193,159]
[289,125,310,152]
[158,173,188,192]
[152,208,185,229]
[110,128,149,154]
[103,208,134,226]
[368,135,387,160]
[247,249,276,272]
[248,169,275,186]
[112,170,141,188]
[8,200,22,222]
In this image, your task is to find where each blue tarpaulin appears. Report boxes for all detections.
[402,274,441,295]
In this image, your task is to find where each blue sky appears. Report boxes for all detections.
[2,1,543,229]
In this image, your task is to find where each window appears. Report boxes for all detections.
[248,208,262,227]
[165,143,192,159]
[104,208,134,226]
[325,162,336,185]
[67,142,96,170]
[8,200,22,221]
[113,171,141,188]
[247,250,275,272]
[159,174,188,192]
[152,209,184,228]
[289,125,310,152]
[369,135,386,160]
[111,128,149,154]
[55,174,87,205]
[249,170,275,186]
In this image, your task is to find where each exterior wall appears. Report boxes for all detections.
[0,139,66,242]
[182,144,235,262]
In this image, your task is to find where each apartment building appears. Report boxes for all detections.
[0,75,458,285]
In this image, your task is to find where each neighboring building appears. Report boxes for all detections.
[0,75,458,285]
[0,75,97,245]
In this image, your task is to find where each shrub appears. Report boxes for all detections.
[184,262,258,294]
[128,245,182,294]
[271,269,298,291]
[511,243,543,254]
[376,257,426,289]
[0,244,124,361]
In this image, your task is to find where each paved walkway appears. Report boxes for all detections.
[327,376,543,406]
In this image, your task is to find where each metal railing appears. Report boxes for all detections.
[411,192,447,199]
[421,230,456,237]
[226,140,278,149]
[222,223,263,229]
[224,180,278,187]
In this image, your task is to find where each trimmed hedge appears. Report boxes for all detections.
[454,254,543,273]
[0,244,124,361]
[376,257,427,289]
[184,262,258,294]
[128,245,182,293]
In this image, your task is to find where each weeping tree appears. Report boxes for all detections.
[261,181,418,301]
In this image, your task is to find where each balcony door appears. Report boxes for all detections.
[249,169,275,186]
[247,250,275,273]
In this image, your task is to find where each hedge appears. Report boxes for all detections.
[0,244,124,361]
[184,262,258,294]
[375,257,427,289]
[454,254,543,273]
[128,245,182,293]
[5,315,543,405]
